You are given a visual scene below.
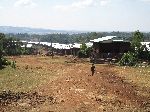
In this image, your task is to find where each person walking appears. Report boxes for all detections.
[91,63,95,76]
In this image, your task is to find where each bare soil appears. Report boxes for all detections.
[0,56,150,112]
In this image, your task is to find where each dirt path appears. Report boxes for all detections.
[35,64,150,112]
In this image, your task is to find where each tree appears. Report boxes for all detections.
[0,33,5,67]
[0,33,5,53]
[131,30,144,51]
[131,30,150,61]
[0,33,6,67]
[78,43,92,58]
[80,43,87,51]
[3,37,23,56]
[119,30,149,66]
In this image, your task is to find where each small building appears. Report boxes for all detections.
[90,36,131,63]
[21,40,93,56]
[71,43,81,56]
[53,44,72,55]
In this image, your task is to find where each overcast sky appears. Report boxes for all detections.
[0,0,150,31]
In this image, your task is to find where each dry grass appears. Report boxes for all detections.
[114,66,150,88]
[0,56,68,92]
[0,55,150,112]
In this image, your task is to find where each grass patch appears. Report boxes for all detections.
[114,66,150,88]
[0,57,63,92]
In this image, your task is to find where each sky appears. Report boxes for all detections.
[0,0,150,31]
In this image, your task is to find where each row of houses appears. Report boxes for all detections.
[21,41,93,56]
[21,36,150,59]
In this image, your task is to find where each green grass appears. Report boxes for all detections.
[0,66,58,92]
[0,56,69,92]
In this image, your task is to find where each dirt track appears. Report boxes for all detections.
[0,56,150,112]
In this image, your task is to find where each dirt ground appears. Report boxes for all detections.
[0,56,150,112]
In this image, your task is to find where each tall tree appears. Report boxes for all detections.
[131,30,144,51]
[131,30,149,61]
[0,33,5,67]
[3,37,22,56]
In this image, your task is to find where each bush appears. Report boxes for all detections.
[2,57,11,66]
[137,46,150,61]
[11,61,16,69]
[78,50,88,58]
[119,52,138,66]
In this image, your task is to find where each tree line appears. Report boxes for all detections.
[0,33,22,68]
[5,31,150,44]
[1,31,150,67]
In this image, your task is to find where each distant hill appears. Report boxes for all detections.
[0,26,82,34]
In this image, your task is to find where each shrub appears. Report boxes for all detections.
[78,50,88,58]
[119,52,138,66]
[11,61,16,69]
[137,45,150,61]
[2,57,11,66]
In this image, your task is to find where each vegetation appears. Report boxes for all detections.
[3,37,23,56]
[5,31,150,44]
[119,31,150,66]
[131,30,144,50]
[78,43,92,58]
[119,52,138,66]
[0,33,6,68]
[0,56,150,111]
[0,33,22,68]
[4,32,136,43]
[1,30,150,66]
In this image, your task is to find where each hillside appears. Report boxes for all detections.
[0,56,150,112]
[0,26,80,34]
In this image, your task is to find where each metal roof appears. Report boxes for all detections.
[26,44,32,48]
[86,42,93,47]
[22,41,93,50]
[73,43,82,48]
[90,36,118,43]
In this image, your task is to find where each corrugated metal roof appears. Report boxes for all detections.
[90,36,118,43]
[53,44,71,49]
[40,42,48,45]
[113,40,124,42]
[73,43,82,48]
[86,42,93,47]
[26,44,32,48]
[22,41,93,50]
[28,41,39,44]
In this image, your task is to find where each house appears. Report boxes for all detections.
[53,44,72,55]
[20,40,93,56]
[90,36,131,62]
[86,42,93,48]
[71,43,82,56]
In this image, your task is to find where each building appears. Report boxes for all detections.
[90,36,131,63]
[21,40,93,56]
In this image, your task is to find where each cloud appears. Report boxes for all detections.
[14,0,37,8]
[54,0,110,11]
